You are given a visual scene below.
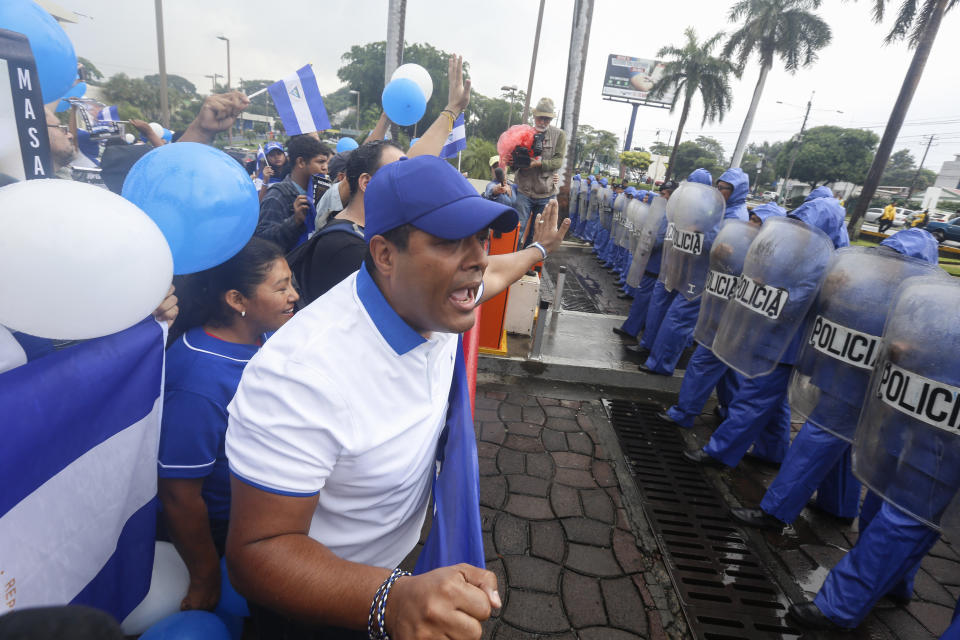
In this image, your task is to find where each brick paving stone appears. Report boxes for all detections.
[479,456,499,477]
[601,576,648,636]
[475,408,501,423]
[800,543,848,570]
[876,607,937,640]
[592,460,618,488]
[561,570,607,628]
[506,473,550,497]
[612,529,648,574]
[503,434,544,453]
[912,568,957,607]
[918,555,959,586]
[477,420,507,442]
[566,432,593,455]
[477,441,500,458]
[945,585,960,600]
[501,590,570,633]
[505,392,539,407]
[504,494,554,520]
[550,484,582,518]
[480,475,507,509]
[485,390,507,400]
[577,627,644,639]
[546,417,582,433]
[538,396,560,406]
[605,486,623,508]
[577,414,596,431]
[497,448,525,474]
[581,488,615,524]
[631,574,657,609]
[494,513,528,556]
[616,508,632,531]
[476,395,499,410]
[487,558,507,603]
[541,428,569,452]
[503,555,562,592]
[530,520,566,563]
[906,601,955,636]
[480,506,497,532]
[504,421,541,438]
[554,468,597,488]
[566,544,623,577]
[551,451,593,469]
[559,399,581,409]
[561,517,612,546]
[493,623,576,640]
[594,444,613,460]
[484,530,498,562]
[544,405,576,419]
[523,405,547,425]
[525,452,555,480]
[498,403,523,422]
[929,539,960,563]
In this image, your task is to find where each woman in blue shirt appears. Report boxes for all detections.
[158,237,299,611]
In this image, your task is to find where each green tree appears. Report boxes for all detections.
[620,150,652,180]
[460,137,499,180]
[649,141,672,156]
[101,72,201,130]
[649,28,738,180]
[723,0,831,166]
[848,0,957,236]
[77,56,104,85]
[881,148,938,192]
[774,125,879,186]
[578,125,619,174]
[693,135,726,165]
[741,140,785,189]
[671,140,725,179]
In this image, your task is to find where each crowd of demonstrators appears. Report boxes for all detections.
[569,165,960,633]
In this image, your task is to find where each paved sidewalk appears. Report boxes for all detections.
[473,386,685,639]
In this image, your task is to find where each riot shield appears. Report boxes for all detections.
[853,275,960,538]
[569,180,581,217]
[657,182,726,300]
[577,182,588,218]
[586,182,601,221]
[625,197,665,288]
[789,248,942,442]
[613,194,629,247]
[693,220,759,349]
[599,187,613,230]
[712,216,835,378]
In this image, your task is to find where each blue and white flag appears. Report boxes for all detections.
[0,318,165,621]
[439,113,466,159]
[268,65,331,135]
[255,145,267,180]
[414,335,485,573]
[98,105,120,122]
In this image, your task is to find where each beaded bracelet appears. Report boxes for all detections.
[440,109,457,131]
[367,568,411,640]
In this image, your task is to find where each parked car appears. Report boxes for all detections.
[864,207,908,227]
[925,217,960,244]
[762,191,779,202]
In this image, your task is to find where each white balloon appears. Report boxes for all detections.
[121,542,189,635]
[0,180,173,339]
[124,133,136,144]
[149,122,164,138]
[0,325,27,374]
[391,63,433,102]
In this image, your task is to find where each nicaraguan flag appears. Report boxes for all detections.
[439,113,466,159]
[268,65,331,135]
[256,145,267,180]
[98,105,120,122]
[0,318,166,621]
[414,335,485,573]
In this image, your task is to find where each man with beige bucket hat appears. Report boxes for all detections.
[513,97,567,248]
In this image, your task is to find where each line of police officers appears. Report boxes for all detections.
[566,170,960,635]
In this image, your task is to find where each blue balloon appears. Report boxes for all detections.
[55,81,87,111]
[381,77,426,127]
[0,0,78,102]
[214,556,249,618]
[335,137,358,153]
[161,128,173,143]
[141,611,231,640]
[121,142,259,274]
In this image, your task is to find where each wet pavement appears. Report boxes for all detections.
[470,239,958,639]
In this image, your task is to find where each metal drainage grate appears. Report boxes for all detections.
[559,269,602,314]
[604,399,800,640]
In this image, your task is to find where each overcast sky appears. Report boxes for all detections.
[63,0,960,171]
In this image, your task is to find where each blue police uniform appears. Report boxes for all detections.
[643,168,749,375]
[665,203,787,427]
[158,327,260,550]
[701,189,849,467]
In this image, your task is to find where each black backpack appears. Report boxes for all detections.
[286,219,364,306]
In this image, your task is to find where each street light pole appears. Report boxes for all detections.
[154,0,169,128]
[501,85,519,128]
[521,0,546,124]
[349,90,360,130]
[216,36,230,89]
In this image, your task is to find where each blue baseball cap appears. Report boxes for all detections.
[264,141,284,154]
[365,155,519,242]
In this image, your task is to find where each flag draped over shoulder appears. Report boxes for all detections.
[0,318,166,621]
[439,114,466,160]
[414,335,485,573]
[267,65,331,135]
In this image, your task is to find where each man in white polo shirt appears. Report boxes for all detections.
[225,155,569,640]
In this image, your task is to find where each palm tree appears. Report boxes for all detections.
[848,0,956,237]
[724,0,832,168]
[649,28,738,181]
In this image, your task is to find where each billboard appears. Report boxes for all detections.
[601,54,675,107]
